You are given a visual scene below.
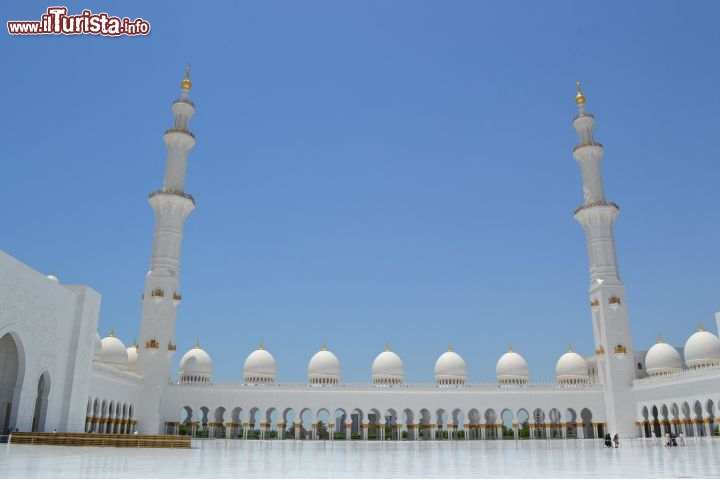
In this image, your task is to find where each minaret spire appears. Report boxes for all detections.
[571,82,636,439]
[136,67,198,433]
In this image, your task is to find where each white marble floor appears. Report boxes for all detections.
[2,439,719,478]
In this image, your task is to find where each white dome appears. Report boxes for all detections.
[434,347,467,385]
[645,339,683,375]
[372,347,404,385]
[244,345,276,384]
[684,327,720,368]
[93,332,103,361]
[496,348,529,385]
[555,349,589,384]
[308,346,340,385]
[179,343,213,383]
[46,274,59,283]
[100,332,128,367]
[126,344,138,372]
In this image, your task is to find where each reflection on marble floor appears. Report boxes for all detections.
[2,439,720,478]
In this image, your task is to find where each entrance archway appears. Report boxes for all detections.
[0,333,24,433]
[31,371,51,432]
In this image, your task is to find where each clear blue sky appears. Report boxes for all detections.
[3,1,720,383]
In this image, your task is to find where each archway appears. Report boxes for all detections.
[31,371,51,432]
[517,409,530,439]
[548,408,562,439]
[484,409,498,439]
[565,408,577,438]
[532,408,545,439]
[501,409,514,439]
[0,333,23,434]
[580,408,594,439]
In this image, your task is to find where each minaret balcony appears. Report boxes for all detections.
[572,112,595,122]
[164,127,195,139]
[573,200,619,215]
[172,293,182,306]
[172,98,195,108]
[572,141,603,153]
[149,189,195,206]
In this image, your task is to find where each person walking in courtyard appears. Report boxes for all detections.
[604,433,612,448]
[613,433,619,448]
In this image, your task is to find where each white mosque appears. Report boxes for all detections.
[1,69,719,441]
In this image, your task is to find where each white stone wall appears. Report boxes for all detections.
[0,251,100,433]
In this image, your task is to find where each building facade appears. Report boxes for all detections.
[1,73,719,440]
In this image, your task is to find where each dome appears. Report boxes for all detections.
[684,326,720,368]
[308,345,340,385]
[645,338,683,376]
[244,344,276,384]
[555,348,589,385]
[179,342,213,384]
[93,332,102,361]
[496,347,529,386]
[434,346,467,386]
[46,274,59,283]
[100,331,128,367]
[126,344,139,372]
[372,346,404,385]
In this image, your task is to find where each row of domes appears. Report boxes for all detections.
[176,343,590,386]
[94,326,720,383]
[645,327,720,375]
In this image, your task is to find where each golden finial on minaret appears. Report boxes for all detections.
[575,80,586,105]
[181,64,192,90]
[195,339,200,348]
[698,321,705,332]
[447,343,453,352]
[568,344,574,353]
[385,343,391,352]
[259,341,265,350]
[658,335,664,343]
[322,341,328,351]
[109,327,115,337]
[508,344,513,353]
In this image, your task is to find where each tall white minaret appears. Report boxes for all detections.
[136,66,197,433]
[572,83,636,438]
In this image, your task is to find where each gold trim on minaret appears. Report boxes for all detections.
[181,64,192,90]
[575,81,586,104]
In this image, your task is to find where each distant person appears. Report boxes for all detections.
[133,430,139,435]
[670,432,678,447]
[679,432,686,446]
[651,431,657,446]
[665,432,670,446]
[604,433,612,448]
[613,433,619,448]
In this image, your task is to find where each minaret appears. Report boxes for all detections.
[136,66,197,433]
[572,82,636,438]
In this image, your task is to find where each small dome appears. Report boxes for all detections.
[496,347,529,386]
[372,346,404,385]
[244,344,276,384]
[126,344,139,372]
[684,326,720,368]
[100,331,128,367]
[179,342,212,384]
[308,345,340,385]
[556,348,589,385]
[46,274,59,283]
[93,332,103,361]
[434,346,467,386]
[645,338,683,375]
